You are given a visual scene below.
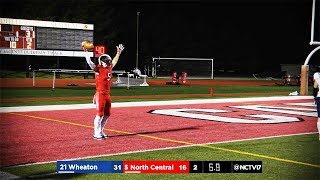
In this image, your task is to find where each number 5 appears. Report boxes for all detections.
[107,72,112,81]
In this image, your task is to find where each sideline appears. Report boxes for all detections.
[0,96,313,113]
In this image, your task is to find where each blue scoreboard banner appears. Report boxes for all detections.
[57,161,123,173]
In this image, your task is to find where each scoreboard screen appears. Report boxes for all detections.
[36,27,93,51]
[0,24,36,49]
[0,18,94,57]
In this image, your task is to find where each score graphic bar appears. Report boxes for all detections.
[123,161,189,173]
[57,160,262,174]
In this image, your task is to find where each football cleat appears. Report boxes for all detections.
[93,135,105,140]
[101,132,108,138]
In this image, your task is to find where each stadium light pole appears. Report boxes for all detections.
[136,12,140,69]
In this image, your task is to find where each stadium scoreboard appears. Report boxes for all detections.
[0,18,94,57]
[0,24,35,49]
[57,160,262,174]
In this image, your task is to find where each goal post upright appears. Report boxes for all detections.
[310,0,320,46]
[300,65,309,96]
[300,0,320,95]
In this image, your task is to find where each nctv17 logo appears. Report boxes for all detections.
[233,161,262,173]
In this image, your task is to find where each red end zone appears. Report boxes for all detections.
[0,98,317,167]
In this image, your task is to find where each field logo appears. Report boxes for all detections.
[150,103,317,124]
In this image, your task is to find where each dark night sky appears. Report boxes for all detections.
[113,0,319,73]
[0,0,319,74]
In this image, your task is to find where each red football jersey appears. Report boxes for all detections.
[95,64,112,94]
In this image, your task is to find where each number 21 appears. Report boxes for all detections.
[60,164,67,170]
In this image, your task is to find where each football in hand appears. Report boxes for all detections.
[81,41,94,50]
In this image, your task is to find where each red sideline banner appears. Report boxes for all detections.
[123,161,189,173]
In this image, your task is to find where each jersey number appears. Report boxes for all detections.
[107,72,111,81]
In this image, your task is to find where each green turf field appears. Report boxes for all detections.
[0,85,311,107]
[2,134,319,179]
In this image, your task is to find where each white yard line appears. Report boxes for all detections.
[0,96,313,113]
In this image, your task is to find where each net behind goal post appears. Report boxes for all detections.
[152,57,214,79]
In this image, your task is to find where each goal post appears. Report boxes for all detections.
[299,65,309,96]
[310,0,320,45]
[300,0,320,95]
[152,57,214,79]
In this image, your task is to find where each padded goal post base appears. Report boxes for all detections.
[299,65,309,96]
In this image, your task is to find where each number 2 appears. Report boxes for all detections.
[193,165,198,170]
[27,42,32,49]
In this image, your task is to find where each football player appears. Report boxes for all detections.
[83,44,124,140]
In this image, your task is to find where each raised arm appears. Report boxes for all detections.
[112,44,125,68]
[83,47,96,70]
